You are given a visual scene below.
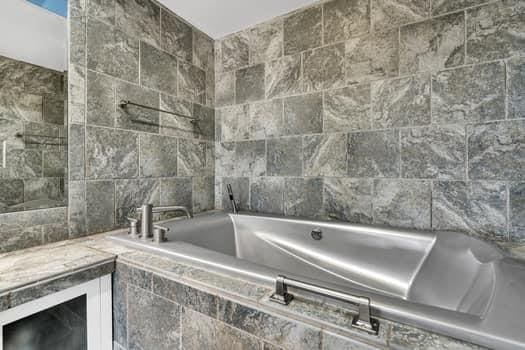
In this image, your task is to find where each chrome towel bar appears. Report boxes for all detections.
[270,275,379,335]
[119,100,198,123]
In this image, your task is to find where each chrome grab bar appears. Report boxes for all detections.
[270,275,380,335]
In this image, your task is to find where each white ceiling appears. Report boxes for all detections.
[159,0,319,39]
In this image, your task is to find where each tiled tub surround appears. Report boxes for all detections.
[111,244,488,350]
[67,0,216,239]
[214,0,525,246]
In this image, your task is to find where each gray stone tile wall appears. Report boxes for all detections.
[68,0,215,238]
[215,0,525,244]
[112,260,487,350]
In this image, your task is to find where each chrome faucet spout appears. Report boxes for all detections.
[151,206,192,219]
[134,205,192,240]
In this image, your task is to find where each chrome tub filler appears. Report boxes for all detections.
[111,212,525,350]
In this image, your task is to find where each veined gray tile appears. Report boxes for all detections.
[178,61,206,103]
[86,70,115,127]
[139,134,178,178]
[220,33,249,71]
[432,61,505,124]
[112,273,127,349]
[248,99,284,139]
[218,299,321,350]
[249,19,283,64]
[140,42,178,96]
[235,140,266,177]
[115,0,160,47]
[401,125,466,180]
[159,94,195,138]
[219,104,250,141]
[87,0,115,24]
[221,177,250,211]
[389,321,486,350]
[85,126,139,179]
[193,103,215,141]
[42,151,66,178]
[69,125,85,181]
[161,10,192,62]
[432,0,491,16]
[303,43,345,92]
[68,65,85,125]
[400,12,465,75]
[216,71,235,107]
[466,0,525,63]
[371,74,431,128]
[283,93,323,135]
[324,84,371,133]
[193,176,215,213]
[215,142,236,177]
[182,308,260,350]
[250,177,284,214]
[127,285,180,350]
[193,30,214,71]
[152,275,217,317]
[304,133,347,176]
[371,0,430,29]
[160,177,192,209]
[285,178,323,218]
[115,179,160,225]
[323,178,373,224]
[267,137,303,176]
[0,179,24,209]
[323,0,370,44]
[345,30,399,84]
[86,180,114,233]
[70,15,86,67]
[116,81,160,133]
[432,181,507,239]
[322,331,379,350]
[510,183,525,241]
[87,18,139,83]
[42,96,65,125]
[265,54,302,99]
[508,56,525,120]
[284,6,322,55]
[236,64,265,104]
[178,139,213,177]
[68,181,86,237]
[468,120,525,181]
[348,130,400,178]
[373,179,431,229]
[23,178,63,203]
[1,150,42,179]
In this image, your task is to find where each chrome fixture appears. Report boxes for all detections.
[311,228,323,240]
[226,184,238,214]
[270,275,379,335]
[126,217,140,238]
[119,100,198,123]
[135,205,192,240]
[153,225,169,244]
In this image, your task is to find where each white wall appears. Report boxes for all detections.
[0,0,67,71]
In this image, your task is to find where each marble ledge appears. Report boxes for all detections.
[0,238,116,310]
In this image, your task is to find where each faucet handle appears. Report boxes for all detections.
[153,225,169,244]
[127,217,140,238]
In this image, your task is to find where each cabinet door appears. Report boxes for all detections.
[0,275,112,350]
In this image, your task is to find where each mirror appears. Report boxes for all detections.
[0,0,68,214]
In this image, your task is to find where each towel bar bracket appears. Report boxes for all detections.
[270,275,380,335]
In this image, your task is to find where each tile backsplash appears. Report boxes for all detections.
[67,0,215,237]
[214,0,525,244]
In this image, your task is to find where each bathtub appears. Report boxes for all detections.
[111,211,525,349]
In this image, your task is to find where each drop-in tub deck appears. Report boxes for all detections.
[111,211,525,350]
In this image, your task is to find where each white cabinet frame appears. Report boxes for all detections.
[0,274,112,350]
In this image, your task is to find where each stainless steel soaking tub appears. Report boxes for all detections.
[111,212,525,349]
